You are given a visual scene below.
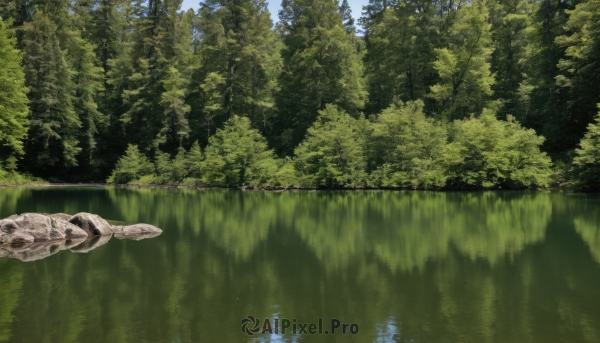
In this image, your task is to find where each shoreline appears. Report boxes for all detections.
[0,182,582,192]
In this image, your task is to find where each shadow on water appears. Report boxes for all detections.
[0,187,599,342]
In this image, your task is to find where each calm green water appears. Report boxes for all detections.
[1,187,600,343]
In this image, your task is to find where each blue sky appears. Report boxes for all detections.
[180,0,366,25]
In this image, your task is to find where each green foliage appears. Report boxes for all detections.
[361,3,443,114]
[155,147,191,184]
[201,115,278,186]
[0,19,29,158]
[293,105,367,187]
[194,0,281,142]
[154,150,173,183]
[371,100,448,188]
[1,0,599,189]
[120,1,196,154]
[488,0,530,119]
[572,108,600,191]
[339,0,355,33]
[68,28,106,171]
[3,155,18,172]
[107,145,154,184]
[0,168,44,184]
[446,106,552,188]
[273,158,299,187]
[428,0,495,119]
[274,0,367,154]
[199,72,226,140]
[517,0,573,153]
[185,141,203,179]
[106,100,554,190]
[555,0,600,152]
[22,12,82,168]
[159,66,191,147]
[573,199,600,262]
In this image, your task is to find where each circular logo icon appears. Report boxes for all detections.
[241,316,261,335]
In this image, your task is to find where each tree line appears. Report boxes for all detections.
[0,0,599,189]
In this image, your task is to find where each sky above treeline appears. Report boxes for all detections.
[180,0,366,26]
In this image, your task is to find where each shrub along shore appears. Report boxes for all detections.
[0,171,45,186]
[106,100,600,191]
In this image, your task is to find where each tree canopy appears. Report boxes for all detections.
[0,0,598,190]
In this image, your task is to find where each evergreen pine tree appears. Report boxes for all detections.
[199,72,226,141]
[339,0,355,34]
[159,66,191,147]
[21,12,81,169]
[107,144,154,183]
[275,0,367,154]
[158,8,197,152]
[572,106,600,191]
[359,0,400,28]
[555,0,600,154]
[121,0,188,154]
[67,30,106,174]
[88,0,130,72]
[97,1,137,177]
[518,0,573,154]
[361,1,446,115]
[488,0,530,119]
[0,19,29,159]
[201,115,278,186]
[154,150,173,182]
[194,0,281,140]
[185,140,202,178]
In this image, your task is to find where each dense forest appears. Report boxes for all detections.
[0,0,599,189]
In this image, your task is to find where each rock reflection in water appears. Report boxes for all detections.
[0,237,85,262]
[0,230,161,262]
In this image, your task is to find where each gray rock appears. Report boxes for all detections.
[0,219,19,234]
[4,213,64,242]
[52,218,89,240]
[0,219,35,245]
[112,224,162,236]
[69,212,113,236]
[49,213,72,221]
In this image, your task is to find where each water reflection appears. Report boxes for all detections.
[0,259,22,342]
[573,196,600,263]
[0,237,86,262]
[105,189,554,271]
[0,188,598,342]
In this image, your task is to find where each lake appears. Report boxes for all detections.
[0,187,600,342]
